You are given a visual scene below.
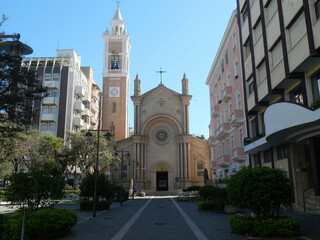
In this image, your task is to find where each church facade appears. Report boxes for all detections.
[103,7,211,192]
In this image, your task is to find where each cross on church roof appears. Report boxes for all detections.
[156,67,167,84]
[116,0,120,6]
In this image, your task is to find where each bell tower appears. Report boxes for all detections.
[102,5,131,141]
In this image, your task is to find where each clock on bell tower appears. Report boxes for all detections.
[102,5,131,141]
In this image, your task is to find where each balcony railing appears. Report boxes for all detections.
[230,109,244,127]
[215,122,230,140]
[90,117,98,125]
[74,116,84,127]
[74,101,85,112]
[232,147,247,163]
[75,85,85,98]
[210,161,218,171]
[81,108,90,117]
[43,80,60,89]
[212,104,219,118]
[217,155,231,167]
[43,97,57,105]
[91,104,98,113]
[223,86,232,102]
[41,113,56,122]
[208,136,217,146]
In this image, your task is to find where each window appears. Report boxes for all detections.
[277,144,288,159]
[311,70,320,100]
[254,153,261,166]
[316,0,320,19]
[44,74,51,81]
[213,149,216,161]
[244,40,251,60]
[222,142,225,154]
[290,85,304,105]
[271,41,283,68]
[42,106,49,114]
[239,128,243,147]
[233,33,237,50]
[52,91,58,98]
[249,82,254,94]
[226,139,229,154]
[113,102,116,113]
[218,67,221,80]
[229,103,232,116]
[222,59,224,73]
[257,61,267,84]
[251,118,258,138]
[227,74,231,86]
[242,5,249,23]
[236,93,241,109]
[49,123,56,132]
[197,163,204,170]
[214,74,218,86]
[224,109,228,122]
[253,20,262,43]
[231,135,235,149]
[218,145,221,156]
[266,0,277,22]
[225,50,229,64]
[264,150,272,163]
[53,74,60,81]
[40,123,48,131]
[234,61,239,78]
[289,14,306,48]
[49,107,57,114]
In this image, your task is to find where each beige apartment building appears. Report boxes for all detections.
[206,10,248,181]
[237,0,320,213]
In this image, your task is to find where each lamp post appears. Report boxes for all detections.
[114,150,130,205]
[85,129,112,218]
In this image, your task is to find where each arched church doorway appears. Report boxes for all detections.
[155,164,168,191]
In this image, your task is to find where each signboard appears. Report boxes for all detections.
[175,177,179,182]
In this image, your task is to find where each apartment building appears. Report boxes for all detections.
[22,49,99,140]
[206,10,248,181]
[236,0,320,213]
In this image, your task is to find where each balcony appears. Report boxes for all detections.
[43,80,60,89]
[223,86,232,102]
[41,114,56,121]
[208,136,217,147]
[215,122,230,140]
[74,101,85,112]
[230,109,245,127]
[210,161,218,171]
[91,104,98,113]
[92,91,99,100]
[43,97,57,105]
[74,116,84,127]
[232,147,247,163]
[212,104,219,118]
[83,95,91,103]
[81,108,90,117]
[81,122,90,131]
[218,155,231,168]
[90,117,98,125]
[75,85,85,98]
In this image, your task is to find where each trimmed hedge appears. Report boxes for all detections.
[198,200,225,211]
[1,208,77,240]
[229,215,300,237]
[0,190,6,201]
[63,190,81,195]
[183,186,201,192]
[80,200,112,211]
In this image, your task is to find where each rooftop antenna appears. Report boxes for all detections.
[156,67,167,84]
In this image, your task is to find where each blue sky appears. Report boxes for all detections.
[2,0,237,138]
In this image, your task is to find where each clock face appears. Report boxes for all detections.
[109,87,120,97]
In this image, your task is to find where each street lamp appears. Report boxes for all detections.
[85,129,112,218]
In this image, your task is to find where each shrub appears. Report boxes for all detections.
[229,215,254,235]
[198,200,224,211]
[63,190,81,195]
[198,185,217,200]
[1,208,77,240]
[80,200,112,211]
[228,215,300,237]
[185,186,201,192]
[80,173,112,200]
[227,167,292,218]
[111,185,128,202]
[0,190,6,201]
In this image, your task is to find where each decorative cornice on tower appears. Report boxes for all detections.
[182,72,189,95]
[134,73,141,96]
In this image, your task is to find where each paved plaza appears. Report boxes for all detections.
[56,196,320,240]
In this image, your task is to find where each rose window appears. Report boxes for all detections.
[154,129,169,144]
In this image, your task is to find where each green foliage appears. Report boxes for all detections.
[198,200,225,211]
[229,215,254,235]
[1,208,77,240]
[111,185,128,202]
[227,167,292,218]
[198,185,217,199]
[0,50,47,127]
[0,190,5,201]
[4,167,65,209]
[228,215,300,237]
[176,197,189,202]
[80,200,112,211]
[184,186,201,192]
[80,173,112,200]
[311,98,320,109]
[63,190,81,195]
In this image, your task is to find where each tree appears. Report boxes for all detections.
[4,165,66,209]
[227,167,293,219]
[0,50,47,127]
[68,131,118,174]
[79,173,112,200]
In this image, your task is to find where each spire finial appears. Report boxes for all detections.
[116,0,120,7]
